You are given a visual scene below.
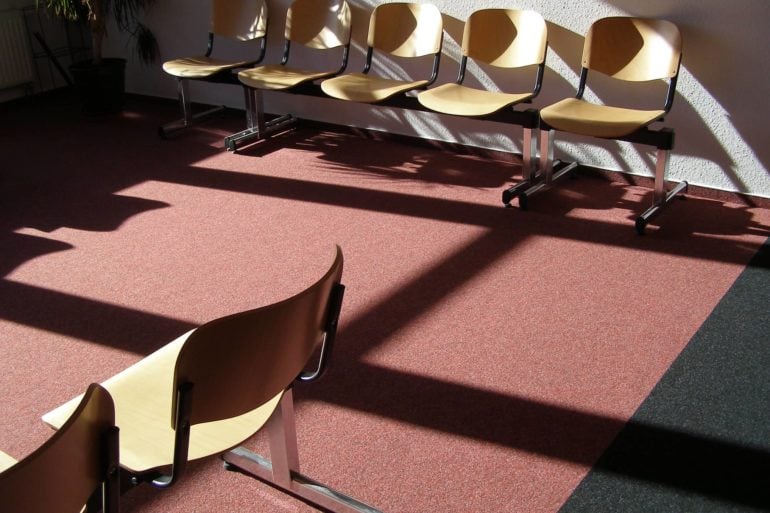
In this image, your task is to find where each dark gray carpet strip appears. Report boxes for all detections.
[560,237,770,512]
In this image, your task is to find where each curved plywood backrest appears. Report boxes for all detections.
[368,2,443,58]
[211,0,268,41]
[286,0,352,50]
[584,17,682,81]
[0,384,115,513]
[173,246,344,426]
[464,9,547,68]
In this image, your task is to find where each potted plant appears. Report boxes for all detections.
[39,0,159,114]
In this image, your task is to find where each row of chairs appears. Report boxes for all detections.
[159,0,686,233]
[1,247,383,512]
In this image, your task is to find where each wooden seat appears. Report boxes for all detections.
[159,0,268,138]
[320,2,443,103]
[0,450,16,473]
[417,8,548,203]
[46,335,281,476]
[1,384,118,513]
[43,247,380,512]
[521,17,687,234]
[225,0,353,151]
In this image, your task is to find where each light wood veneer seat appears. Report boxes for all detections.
[237,0,352,91]
[43,333,282,475]
[417,8,547,117]
[321,2,444,103]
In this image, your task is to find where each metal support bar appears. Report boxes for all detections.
[527,126,686,232]
[635,180,688,234]
[222,390,382,513]
[500,118,548,206]
[265,388,300,488]
[243,86,256,132]
[248,87,265,133]
[518,161,577,210]
[223,88,299,151]
[501,125,540,205]
[224,115,297,151]
[635,148,688,234]
[158,79,228,138]
[159,105,228,138]
[539,127,556,186]
[521,126,536,183]
[653,147,670,205]
[517,129,578,209]
[502,180,533,206]
[179,79,192,125]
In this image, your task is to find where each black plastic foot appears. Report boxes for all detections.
[635,217,647,235]
[518,192,529,211]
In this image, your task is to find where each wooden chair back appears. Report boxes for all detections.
[211,0,269,41]
[171,246,344,426]
[0,384,118,513]
[286,0,352,50]
[367,2,443,58]
[464,9,547,68]
[584,17,682,82]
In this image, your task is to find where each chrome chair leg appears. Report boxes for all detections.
[502,126,542,206]
[222,389,382,513]
[635,148,688,234]
[224,88,298,152]
[518,129,578,210]
[159,79,228,138]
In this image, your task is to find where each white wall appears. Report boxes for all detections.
[72,0,770,198]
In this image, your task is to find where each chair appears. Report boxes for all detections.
[42,247,381,512]
[417,8,547,204]
[159,0,269,138]
[1,383,119,513]
[521,16,687,234]
[225,0,353,152]
[320,2,443,103]
[0,450,16,472]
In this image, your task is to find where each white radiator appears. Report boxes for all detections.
[0,9,34,91]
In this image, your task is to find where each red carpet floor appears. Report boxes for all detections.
[1,95,769,512]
